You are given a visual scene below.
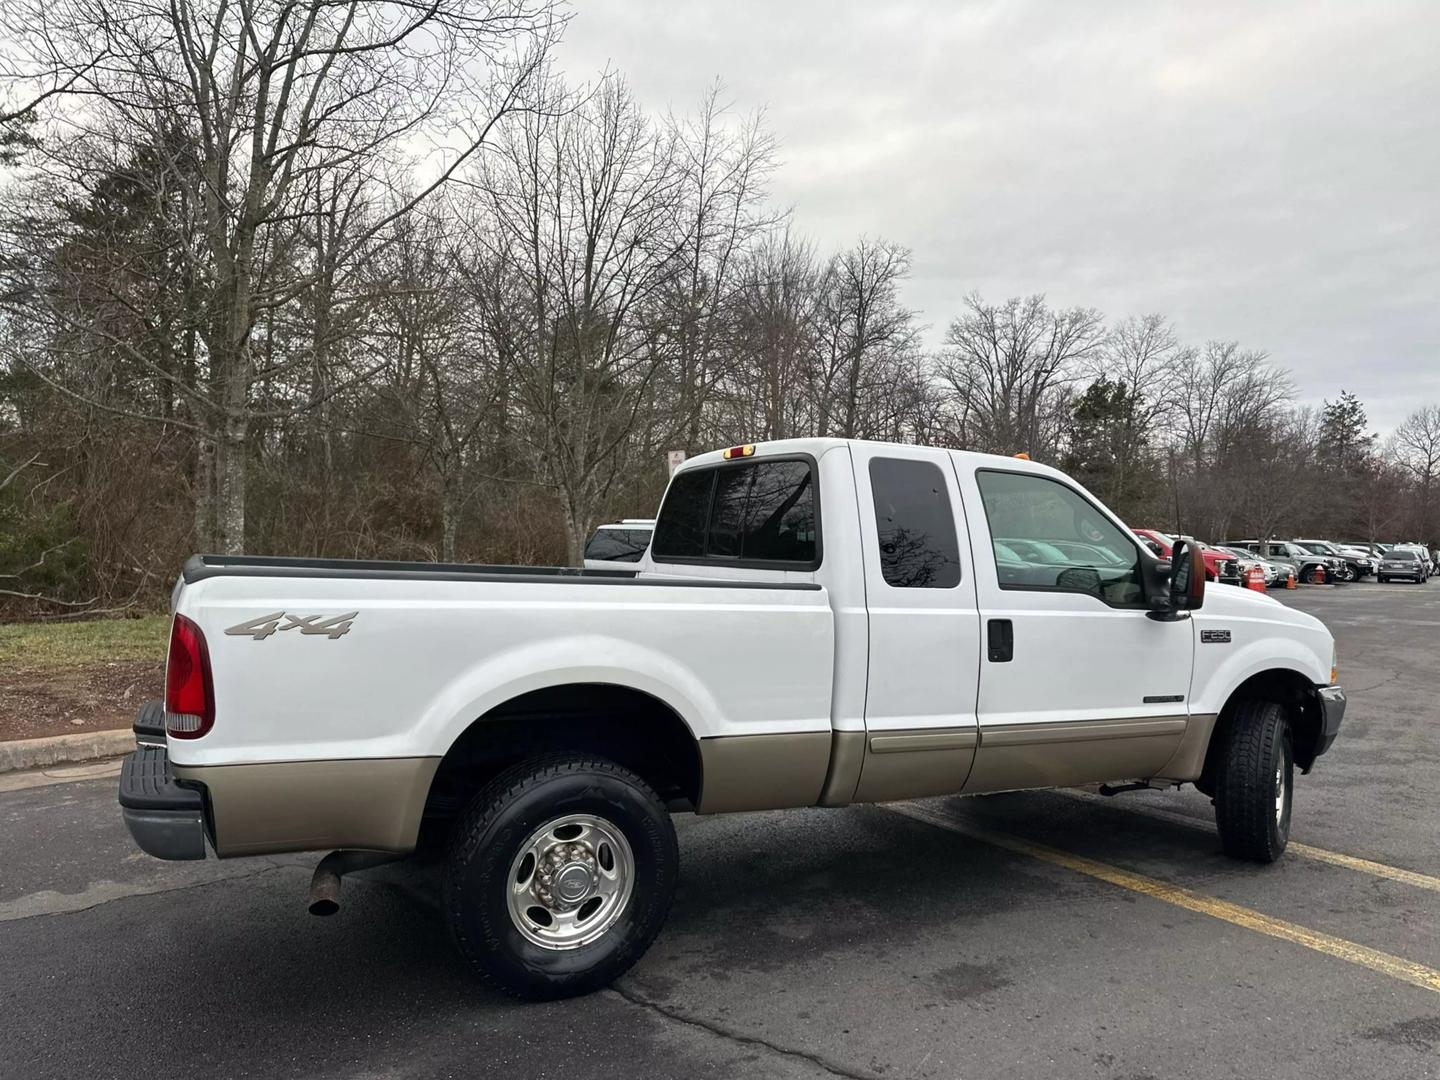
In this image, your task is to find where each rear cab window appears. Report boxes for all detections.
[651,457,819,569]
[868,457,961,588]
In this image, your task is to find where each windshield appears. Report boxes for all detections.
[1147,530,1175,547]
[1297,541,1339,555]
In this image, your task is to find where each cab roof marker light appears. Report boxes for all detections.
[721,444,756,460]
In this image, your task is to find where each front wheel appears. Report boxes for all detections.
[1300,566,1316,584]
[1214,699,1292,863]
[445,754,679,999]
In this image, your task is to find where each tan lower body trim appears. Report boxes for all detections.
[1153,712,1219,781]
[174,757,440,858]
[852,726,978,803]
[962,715,1196,795]
[697,732,832,813]
[818,729,866,807]
[981,717,1184,747]
[869,730,978,753]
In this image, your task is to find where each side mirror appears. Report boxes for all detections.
[1148,536,1205,620]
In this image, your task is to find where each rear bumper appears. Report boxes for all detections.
[1316,684,1346,758]
[118,745,207,861]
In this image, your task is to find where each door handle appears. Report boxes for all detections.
[987,619,1013,663]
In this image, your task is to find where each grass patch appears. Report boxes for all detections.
[0,614,170,670]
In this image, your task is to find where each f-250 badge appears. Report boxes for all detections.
[224,612,357,640]
[1200,629,1232,644]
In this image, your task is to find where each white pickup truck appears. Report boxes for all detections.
[119,438,1345,998]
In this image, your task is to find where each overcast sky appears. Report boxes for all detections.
[556,0,1438,434]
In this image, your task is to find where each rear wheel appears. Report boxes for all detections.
[445,754,678,999]
[1214,699,1292,863]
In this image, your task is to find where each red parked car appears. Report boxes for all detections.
[1132,528,1236,582]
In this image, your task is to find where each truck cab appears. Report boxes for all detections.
[636,439,1340,806]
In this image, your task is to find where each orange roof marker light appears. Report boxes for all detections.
[722,444,756,460]
[1013,451,1031,461]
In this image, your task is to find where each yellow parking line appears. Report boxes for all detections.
[888,802,1440,996]
[1287,841,1440,892]
[1051,789,1440,894]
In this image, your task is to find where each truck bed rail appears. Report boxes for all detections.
[181,554,821,590]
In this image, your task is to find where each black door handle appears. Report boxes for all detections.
[987,619,1013,663]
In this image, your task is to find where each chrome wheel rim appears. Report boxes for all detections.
[1274,760,1286,825]
[506,813,634,950]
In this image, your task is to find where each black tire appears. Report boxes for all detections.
[1300,566,1316,584]
[444,754,678,1000]
[1378,575,1387,583]
[1214,699,1293,863]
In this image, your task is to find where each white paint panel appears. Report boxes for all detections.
[172,575,834,767]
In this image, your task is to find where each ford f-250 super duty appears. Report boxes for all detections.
[119,439,1345,999]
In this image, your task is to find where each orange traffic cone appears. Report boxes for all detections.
[1285,570,1297,589]
[1248,566,1266,592]
[1313,563,1326,585]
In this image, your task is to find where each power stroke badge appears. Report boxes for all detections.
[224,612,358,640]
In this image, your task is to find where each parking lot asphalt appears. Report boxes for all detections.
[2,582,1437,1080]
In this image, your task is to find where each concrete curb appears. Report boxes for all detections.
[0,729,134,774]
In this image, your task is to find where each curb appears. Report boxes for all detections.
[0,729,134,774]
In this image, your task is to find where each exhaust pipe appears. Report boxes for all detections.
[307,850,403,916]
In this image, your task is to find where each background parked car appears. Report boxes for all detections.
[582,519,655,571]
[1377,547,1430,583]
[1214,544,1289,587]
[1226,540,1340,584]
[1131,529,1237,582]
[1388,544,1435,578]
[1291,539,1374,581]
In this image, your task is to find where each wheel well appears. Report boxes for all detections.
[419,684,702,846]
[1196,668,1323,794]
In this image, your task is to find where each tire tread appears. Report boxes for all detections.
[1213,698,1289,862]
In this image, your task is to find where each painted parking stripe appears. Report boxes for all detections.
[887,801,1440,996]
[1051,789,1440,894]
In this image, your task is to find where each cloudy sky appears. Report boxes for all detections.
[556,0,1438,434]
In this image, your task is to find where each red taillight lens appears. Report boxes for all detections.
[165,613,215,739]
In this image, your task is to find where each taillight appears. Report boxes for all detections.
[165,613,215,739]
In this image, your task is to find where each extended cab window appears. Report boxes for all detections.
[652,459,817,567]
[869,458,961,588]
[975,469,1144,605]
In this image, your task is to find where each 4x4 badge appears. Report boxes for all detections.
[224,612,358,641]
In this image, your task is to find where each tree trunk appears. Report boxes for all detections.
[214,412,248,555]
[560,488,593,569]
[193,434,214,550]
[441,475,460,563]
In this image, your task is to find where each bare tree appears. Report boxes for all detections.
[811,237,919,438]
[473,75,694,564]
[1,0,563,552]
[661,83,779,451]
[1167,341,1292,537]
[938,293,1104,457]
[1392,404,1440,543]
[730,228,821,441]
